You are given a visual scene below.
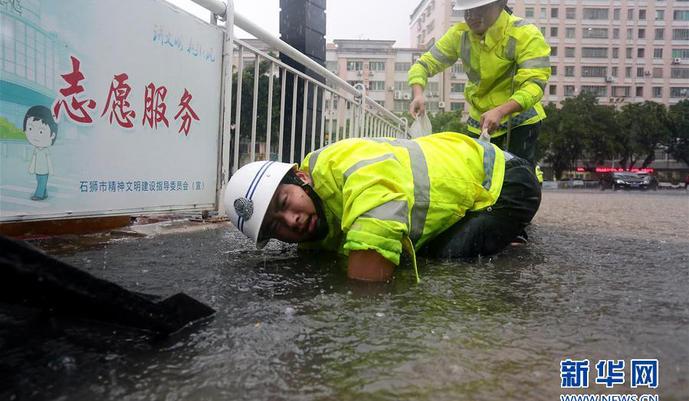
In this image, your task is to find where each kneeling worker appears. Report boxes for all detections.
[224,133,540,282]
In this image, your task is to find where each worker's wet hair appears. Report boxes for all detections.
[23,105,58,145]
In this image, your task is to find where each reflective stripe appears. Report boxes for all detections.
[467,107,538,130]
[519,56,551,69]
[367,138,430,243]
[459,32,480,83]
[308,144,333,176]
[505,37,517,61]
[360,200,409,225]
[513,19,529,27]
[529,78,547,90]
[473,139,496,191]
[430,45,453,66]
[415,59,431,73]
[343,153,398,180]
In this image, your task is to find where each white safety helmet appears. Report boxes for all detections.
[452,0,500,10]
[224,161,295,248]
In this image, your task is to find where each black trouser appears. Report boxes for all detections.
[421,155,542,259]
[468,122,541,165]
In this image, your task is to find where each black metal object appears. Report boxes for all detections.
[0,235,215,334]
[279,0,326,162]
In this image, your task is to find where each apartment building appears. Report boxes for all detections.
[409,0,689,109]
[325,40,446,114]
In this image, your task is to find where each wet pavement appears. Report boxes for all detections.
[1,190,688,401]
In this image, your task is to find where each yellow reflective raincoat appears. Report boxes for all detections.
[299,133,506,271]
[408,10,551,138]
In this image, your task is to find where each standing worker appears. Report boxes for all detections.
[408,0,551,164]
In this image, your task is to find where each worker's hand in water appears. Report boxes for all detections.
[480,107,505,134]
[347,250,394,282]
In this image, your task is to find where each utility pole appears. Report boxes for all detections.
[279,0,326,162]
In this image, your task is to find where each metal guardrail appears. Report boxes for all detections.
[190,0,409,178]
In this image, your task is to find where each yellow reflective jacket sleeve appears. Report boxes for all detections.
[340,157,410,266]
[407,25,462,88]
[510,24,551,111]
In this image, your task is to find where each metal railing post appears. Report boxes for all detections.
[217,0,234,214]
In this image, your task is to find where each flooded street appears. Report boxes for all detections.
[2,190,688,401]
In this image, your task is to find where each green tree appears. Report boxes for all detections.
[667,99,689,165]
[617,101,671,168]
[540,94,605,179]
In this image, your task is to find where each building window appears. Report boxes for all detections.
[551,46,558,57]
[565,66,575,77]
[550,27,558,37]
[566,8,576,19]
[612,48,619,58]
[582,47,608,58]
[525,7,534,18]
[674,10,689,21]
[394,100,409,112]
[653,87,662,98]
[638,48,645,58]
[671,68,689,79]
[369,81,385,91]
[565,28,575,39]
[450,102,464,111]
[450,83,465,93]
[655,29,664,41]
[656,10,664,21]
[540,8,547,19]
[582,66,607,77]
[637,67,645,78]
[638,9,646,21]
[395,62,411,71]
[427,82,439,92]
[613,9,620,20]
[611,66,618,77]
[626,48,633,59]
[565,47,575,58]
[451,63,464,74]
[583,28,608,39]
[653,48,663,59]
[369,61,386,71]
[613,28,620,39]
[582,8,609,20]
[612,86,630,97]
[551,65,557,76]
[673,29,689,40]
[627,9,634,20]
[673,49,689,59]
[347,61,363,71]
[581,85,607,97]
[564,85,575,96]
[551,7,559,19]
[625,67,632,78]
[653,68,663,78]
[540,26,546,36]
[636,86,644,97]
[638,29,645,39]
[670,87,689,98]
[549,85,557,95]
[627,28,633,39]
[394,81,407,91]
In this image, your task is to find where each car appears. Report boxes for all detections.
[635,172,659,190]
[599,172,658,191]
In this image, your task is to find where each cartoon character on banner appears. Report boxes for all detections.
[24,106,58,201]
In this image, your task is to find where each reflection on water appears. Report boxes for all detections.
[1,191,688,400]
